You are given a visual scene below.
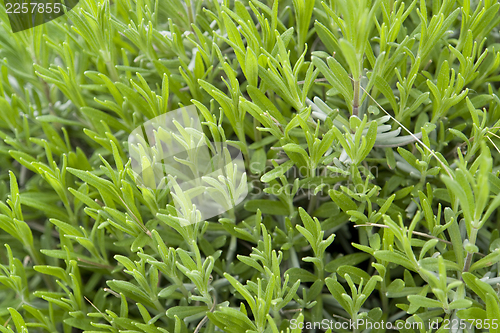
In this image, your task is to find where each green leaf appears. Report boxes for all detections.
[486,293,500,333]
[337,265,371,285]
[282,143,308,159]
[166,306,208,319]
[250,148,266,174]
[373,250,416,271]
[469,249,500,272]
[325,253,371,273]
[312,56,353,107]
[7,308,26,332]
[260,160,294,182]
[329,189,357,212]
[244,200,290,215]
[285,268,317,283]
[457,307,487,322]
[339,39,360,78]
[207,307,256,333]
[407,295,443,309]
[33,265,68,283]
[223,273,256,312]
[80,107,128,132]
[357,120,377,162]
[325,277,351,315]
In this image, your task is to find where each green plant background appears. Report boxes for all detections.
[1,0,500,332]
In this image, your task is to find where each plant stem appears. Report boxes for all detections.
[190,240,203,271]
[253,118,261,142]
[353,79,360,117]
[307,195,317,215]
[226,235,237,272]
[28,246,55,291]
[186,0,195,31]
[463,226,479,273]
[225,209,237,272]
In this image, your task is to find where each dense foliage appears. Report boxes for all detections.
[1,0,500,332]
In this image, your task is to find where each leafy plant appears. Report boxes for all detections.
[1,0,500,332]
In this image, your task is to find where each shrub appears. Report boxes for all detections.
[1,0,500,332]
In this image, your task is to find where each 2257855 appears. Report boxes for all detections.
[5,2,62,14]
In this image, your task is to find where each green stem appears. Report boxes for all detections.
[253,118,261,143]
[463,226,479,273]
[289,246,301,268]
[103,50,119,82]
[173,275,190,299]
[186,0,195,31]
[153,297,167,317]
[190,240,203,271]
[225,209,237,272]
[379,269,389,314]
[106,60,119,83]
[236,124,250,170]
[28,246,55,291]
[226,235,237,273]
[307,194,317,215]
[353,79,360,117]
